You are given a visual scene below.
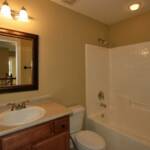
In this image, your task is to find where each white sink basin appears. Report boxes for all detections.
[0,106,46,126]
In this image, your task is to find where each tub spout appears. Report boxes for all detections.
[100,103,107,108]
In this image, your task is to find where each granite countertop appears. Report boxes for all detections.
[0,99,72,136]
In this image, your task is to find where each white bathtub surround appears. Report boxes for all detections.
[85,42,150,150]
[85,45,110,117]
[110,42,150,141]
[110,42,150,107]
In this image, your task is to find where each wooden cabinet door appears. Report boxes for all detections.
[32,132,69,150]
[16,145,32,150]
[0,122,53,150]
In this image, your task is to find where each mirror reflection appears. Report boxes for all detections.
[0,35,33,87]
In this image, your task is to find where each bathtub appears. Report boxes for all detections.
[86,113,150,150]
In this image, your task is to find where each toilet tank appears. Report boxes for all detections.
[69,105,85,134]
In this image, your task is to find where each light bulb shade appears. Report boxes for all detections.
[1,1,11,18]
[19,7,28,21]
[129,3,140,11]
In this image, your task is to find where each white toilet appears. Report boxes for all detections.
[69,105,106,150]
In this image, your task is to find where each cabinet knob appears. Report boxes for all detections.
[61,124,65,128]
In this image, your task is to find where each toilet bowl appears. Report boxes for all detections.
[74,130,106,150]
[69,105,106,150]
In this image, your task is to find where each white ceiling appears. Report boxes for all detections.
[50,0,150,25]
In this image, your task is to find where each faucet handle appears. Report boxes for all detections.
[21,100,30,108]
[7,103,17,111]
[98,91,105,101]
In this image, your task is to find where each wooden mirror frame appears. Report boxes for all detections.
[0,28,39,94]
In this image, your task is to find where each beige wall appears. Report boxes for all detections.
[21,39,32,85]
[109,11,150,47]
[0,0,108,106]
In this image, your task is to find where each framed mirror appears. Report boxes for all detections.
[0,28,39,93]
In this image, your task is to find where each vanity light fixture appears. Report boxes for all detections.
[18,7,29,22]
[0,0,11,18]
[129,3,141,11]
[0,0,32,22]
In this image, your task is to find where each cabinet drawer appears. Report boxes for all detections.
[16,145,31,150]
[32,132,69,150]
[54,116,69,134]
[1,122,53,150]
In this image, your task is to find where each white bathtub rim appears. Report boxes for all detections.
[88,114,150,148]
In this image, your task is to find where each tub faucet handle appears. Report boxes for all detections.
[98,91,104,101]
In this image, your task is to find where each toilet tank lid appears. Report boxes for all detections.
[69,105,85,114]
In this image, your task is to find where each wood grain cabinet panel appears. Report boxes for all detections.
[54,116,69,134]
[32,132,69,150]
[0,116,69,150]
[16,145,32,150]
[0,122,53,150]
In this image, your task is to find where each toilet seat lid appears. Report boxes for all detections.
[75,130,106,150]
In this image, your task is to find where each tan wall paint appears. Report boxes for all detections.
[109,11,150,47]
[0,0,108,106]
[21,39,32,85]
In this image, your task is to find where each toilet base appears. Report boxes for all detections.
[71,130,106,150]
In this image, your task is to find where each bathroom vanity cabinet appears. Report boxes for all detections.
[0,116,69,150]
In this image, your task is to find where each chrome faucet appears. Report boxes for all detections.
[7,100,30,111]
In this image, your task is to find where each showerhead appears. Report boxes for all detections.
[98,38,110,48]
